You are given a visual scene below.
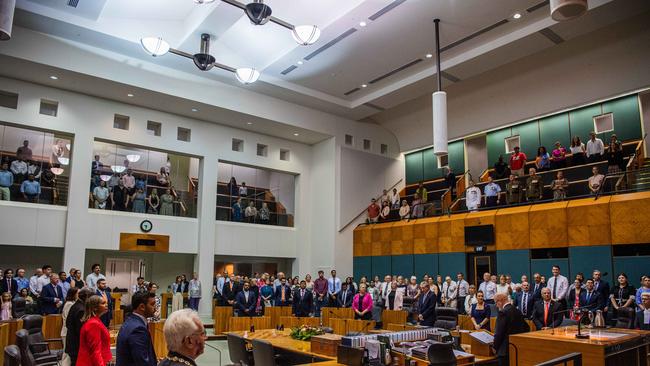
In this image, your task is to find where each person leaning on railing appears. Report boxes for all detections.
[551,171,569,201]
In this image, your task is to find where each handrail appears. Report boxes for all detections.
[534,352,582,366]
[339,178,404,232]
[615,134,646,191]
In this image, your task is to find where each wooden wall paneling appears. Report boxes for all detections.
[529,201,569,248]
[495,206,531,250]
[2,319,22,346]
[347,319,375,334]
[213,306,233,335]
[148,321,167,358]
[119,233,170,252]
[228,316,271,331]
[412,217,439,254]
[390,221,414,255]
[353,225,373,257]
[0,322,7,365]
[438,214,467,253]
[381,310,408,329]
[609,191,650,245]
[378,223,393,255]
[567,196,612,246]
[266,306,292,329]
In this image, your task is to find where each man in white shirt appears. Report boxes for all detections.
[131,276,147,294]
[37,265,53,295]
[86,263,107,291]
[379,275,392,303]
[586,131,604,163]
[327,270,341,303]
[29,268,43,297]
[634,293,650,330]
[456,273,470,314]
[479,272,497,304]
[547,265,569,305]
[465,181,482,211]
[441,276,458,308]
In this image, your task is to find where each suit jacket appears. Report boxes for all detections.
[635,310,650,330]
[234,291,257,316]
[514,290,535,318]
[580,290,604,311]
[531,282,546,301]
[222,281,237,304]
[418,290,437,326]
[532,300,563,329]
[593,280,610,301]
[65,300,85,358]
[292,288,313,317]
[0,278,18,298]
[96,288,113,327]
[337,289,353,308]
[274,285,292,307]
[40,283,64,314]
[384,290,404,310]
[493,304,530,357]
[116,314,157,366]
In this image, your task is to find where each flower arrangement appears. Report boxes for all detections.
[289,325,324,341]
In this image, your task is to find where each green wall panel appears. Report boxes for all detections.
[353,256,372,282]
[422,148,442,181]
[530,258,569,281]
[569,246,613,285]
[391,255,414,278]
[511,120,540,160]
[405,152,424,185]
[613,256,650,290]
[414,254,439,279]
[539,113,571,150]
[602,95,642,141]
[487,127,512,167]
[438,252,467,278]
[371,256,392,279]
[569,104,602,141]
[448,140,465,174]
[497,250,530,280]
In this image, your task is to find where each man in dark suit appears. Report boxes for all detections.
[592,270,610,313]
[417,282,437,326]
[580,279,604,311]
[65,288,94,366]
[634,293,650,330]
[96,278,113,327]
[493,293,530,366]
[292,280,313,317]
[274,278,292,307]
[514,281,535,319]
[234,281,257,317]
[116,291,157,366]
[40,273,64,315]
[0,269,18,298]
[531,273,546,302]
[532,287,563,329]
[222,274,237,306]
[337,283,353,308]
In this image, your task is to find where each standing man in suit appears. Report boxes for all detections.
[96,278,113,327]
[531,273,546,302]
[328,270,341,307]
[116,291,157,366]
[222,274,237,306]
[234,281,257,317]
[592,270,610,314]
[417,282,437,326]
[337,283,353,308]
[493,293,530,366]
[292,280,313,317]
[274,277,292,307]
[514,281,535,319]
[65,288,94,366]
[532,287,563,329]
[0,269,18,298]
[40,273,64,314]
[635,293,650,330]
[547,265,569,307]
[580,279,604,311]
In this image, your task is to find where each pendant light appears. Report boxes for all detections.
[432,19,447,156]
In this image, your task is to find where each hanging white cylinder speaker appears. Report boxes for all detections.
[0,0,16,41]
[432,91,447,156]
[550,0,588,22]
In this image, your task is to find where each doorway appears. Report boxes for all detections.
[466,252,497,286]
[105,257,143,305]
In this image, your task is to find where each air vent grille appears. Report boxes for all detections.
[368,58,422,84]
[304,28,357,61]
[368,0,407,21]
[281,65,298,75]
[440,71,460,83]
[344,87,360,96]
[527,0,550,13]
[67,0,80,8]
[441,19,509,52]
[364,103,385,111]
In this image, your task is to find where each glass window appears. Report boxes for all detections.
[90,140,198,218]
[0,122,73,206]
[217,161,295,227]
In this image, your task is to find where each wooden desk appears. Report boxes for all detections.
[509,326,650,366]
[225,329,336,361]
[382,310,408,329]
[0,319,23,346]
[42,314,63,349]
[213,306,232,335]
[279,316,321,328]
[328,318,375,335]
[321,307,353,329]
[265,306,292,328]
[228,316,271,332]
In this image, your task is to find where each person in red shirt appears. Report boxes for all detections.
[367,198,380,223]
[77,295,112,366]
[509,146,528,177]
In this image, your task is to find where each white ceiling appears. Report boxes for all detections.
[6,0,649,125]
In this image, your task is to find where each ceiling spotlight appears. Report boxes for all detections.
[49,75,58,80]
[247,122,253,125]
[426,53,433,58]
[292,25,321,45]
[140,37,170,57]
[293,133,300,136]
[297,60,303,65]
[127,93,134,97]
[359,21,367,27]
[235,68,261,84]
[361,84,367,88]
[193,0,215,3]
[191,108,198,112]
[513,12,522,19]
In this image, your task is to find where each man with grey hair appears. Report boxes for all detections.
[159,309,205,366]
[493,293,529,366]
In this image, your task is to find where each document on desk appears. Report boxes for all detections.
[469,331,494,345]
[453,349,473,357]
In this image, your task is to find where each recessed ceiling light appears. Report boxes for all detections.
[426,54,433,58]
[127,93,134,97]
[247,122,253,125]
[359,21,367,27]
[293,133,300,136]
[49,75,58,80]
[297,61,303,65]
[191,108,198,112]
[513,13,522,19]
[361,84,367,88]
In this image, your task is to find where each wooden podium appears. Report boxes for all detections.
[509,327,650,366]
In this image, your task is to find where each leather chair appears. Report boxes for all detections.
[251,339,281,366]
[3,345,21,366]
[427,342,457,366]
[433,307,458,330]
[15,330,59,366]
[227,333,254,366]
[11,297,26,318]
[615,307,636,329]
[21,315,63,362]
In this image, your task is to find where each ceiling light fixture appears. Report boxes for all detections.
[247,122,253,125]
[293,133,299,136]
[127,93,134,97]
[141,33,260,84]
[191,108,198,112]
[49,75,58,80]
[359,21,367,27]
[126,154,141,163]
[550,0,588,21]
[57,157,70,166]
[361,84,367,88]
[99,174,112,182]
[297,61,303,65]
[426,53,433,58]
[513,12,522,19]
[202,0,320,45]
[50,167,64,176]
[111,165,126,173]
[193,0,215,3]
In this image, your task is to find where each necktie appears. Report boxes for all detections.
[552,278,557,299]
[544,302,549,327]
[7,280,10,292]
[101,290,107,302]
[446,284,450,299]
[342,291,346,305]
[281,287,286,302]
[522,293,528,315]
[301,290,304,299]
[587,292,591,303]
[534,284,538,293]
[595,282,599,291]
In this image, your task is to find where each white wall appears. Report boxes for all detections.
[215,221,296,258]
[0,202,67,247]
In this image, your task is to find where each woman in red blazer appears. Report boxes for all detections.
[77,295,112,366]
[352,283,373,320]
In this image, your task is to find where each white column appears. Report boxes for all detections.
[196,156,217,318]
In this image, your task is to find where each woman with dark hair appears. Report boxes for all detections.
[77,295,111,366]
[345,277,358,294]
[610,273,636,313]
[535,146,550,172]
[606,134,625,174]
[60,287,79,364]
[73,270,85,289]
[171,276,184,313]
[570,136,586,166]
[470,291,491,331]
